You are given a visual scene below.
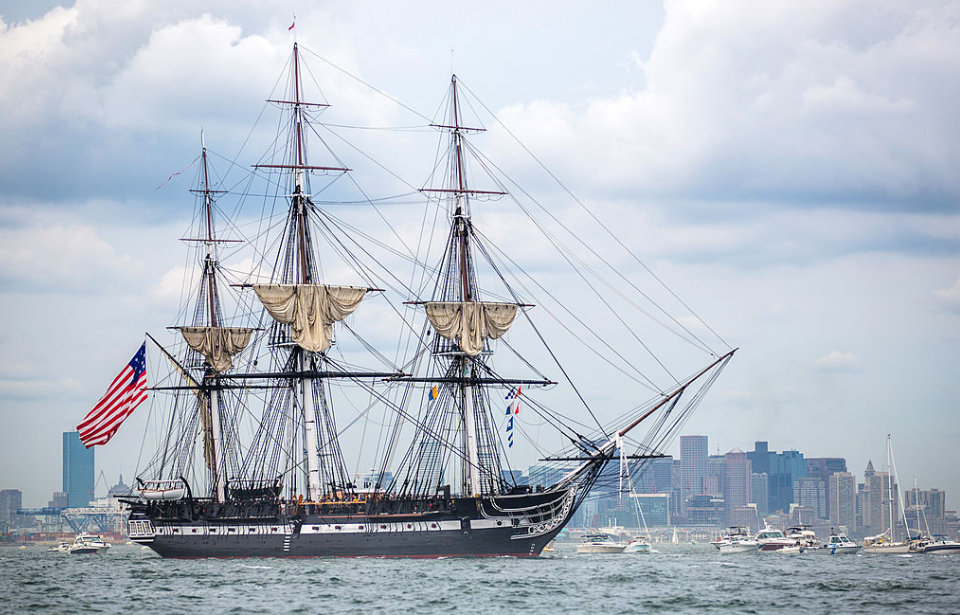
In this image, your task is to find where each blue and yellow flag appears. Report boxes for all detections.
[428,385,439,401]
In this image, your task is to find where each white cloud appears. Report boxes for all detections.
[934,276,960,312]
[489,0,960,208]
[91,15,280,134]
[0,6,79,126]
[0,222,141,290]
[814,350,860,372]
[150,265,193,303]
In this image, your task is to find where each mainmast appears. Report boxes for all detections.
[291,42,323,503]
[451,76,480,497]
[251,43,367,503]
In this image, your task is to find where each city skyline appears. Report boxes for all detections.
[578,435,956,540]
[5,432,952,515]
[1,1,958,507]
[3,429,956,543]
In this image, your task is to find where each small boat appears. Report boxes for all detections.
[624,536,652,553]
[47,542,71,553]
[137,479,187,501]
[68,534,110,555]
[576,533,628,554]
[805,532,861,555]
[863,528,910,554]
[754,524,796,552]
[542,540,556,553]
[712,526,760,554]
[621,467,652,554]
[920,539,960,555]
[777,528,818,554]
[863,435,912,554]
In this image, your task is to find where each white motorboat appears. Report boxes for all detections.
[711,526,759,554]
[777,527,819,554]
[624,536,652,553]
[576,533,628,554]
[754,524,795,552]
[806,532,861,555]
[616,436,653,555]
[68,534,110,555]
[920,539,960,555]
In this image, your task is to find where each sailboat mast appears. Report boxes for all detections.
[888,435,910,540]
[886,434,895,538]
[449,76,481,497]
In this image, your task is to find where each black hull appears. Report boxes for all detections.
[128,489,577,559]
[138,524,556,558]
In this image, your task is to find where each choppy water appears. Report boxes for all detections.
[2,542,957,614]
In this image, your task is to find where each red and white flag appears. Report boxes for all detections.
[77,343,148,448]
[288,17,296,31]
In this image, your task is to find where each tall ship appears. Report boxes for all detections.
[122,42,735,558]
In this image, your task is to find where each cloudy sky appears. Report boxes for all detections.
[1,0,958,509]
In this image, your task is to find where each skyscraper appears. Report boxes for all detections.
[723,448,752,515]
[705,455,725,497]
[680,435,708,512]
[651,456,674,493]
[751,472,769,516]
[635,455,672,493]
[748,442,805,514]
[806,457,846,517]
[829,472,856,531]
[905,488,945,519]
[771,449,806,514]
[794,476,826,519]
[63,431,95,508]
[0,489,22,529]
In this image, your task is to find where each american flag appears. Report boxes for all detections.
[77,343,148,448]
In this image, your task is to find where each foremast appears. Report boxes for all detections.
[416,75,525,497]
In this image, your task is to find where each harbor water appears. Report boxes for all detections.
[3,542,957,614]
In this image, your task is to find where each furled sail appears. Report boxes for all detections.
[424,301,518,356]
[178,326,254,373]
[253,284,367,353]
[197,394,215,472]
[153,336,215,471]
